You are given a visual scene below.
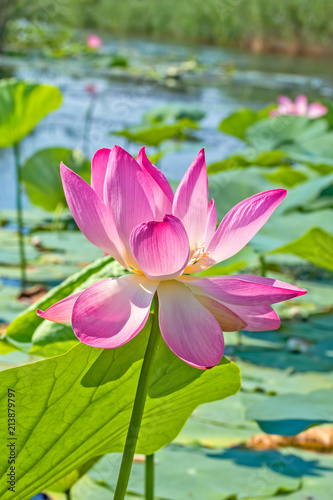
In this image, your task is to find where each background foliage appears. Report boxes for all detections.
[2,0,333,55]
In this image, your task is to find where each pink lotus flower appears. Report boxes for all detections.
[270,95,327,119]
[87,34,102,50]
[37,146,306,369]
[85,83,97,94]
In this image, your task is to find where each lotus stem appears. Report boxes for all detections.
[13,142,26,290]
[83,93,97,156]
[260,255,267,277]
[113,296,160,500]
[145,453,155,500]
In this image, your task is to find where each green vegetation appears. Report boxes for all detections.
[66,0,333,54]
[2,0,333,55]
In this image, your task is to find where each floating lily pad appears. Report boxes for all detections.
[207,150,291,174]
[143,104,205,124]
[246,389,333,435]
[84,445,301,500]
[112,119,199,146]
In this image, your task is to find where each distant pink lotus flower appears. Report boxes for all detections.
[87,34,102,50]
[85,83,97,94]
[37,146,306,369]
[270,95,328,119]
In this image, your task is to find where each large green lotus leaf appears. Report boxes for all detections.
[0,79,62,147]
[251,210,333,253]
[0,329,240,500]
[4,256,121,345]
[21,148,91,211]
[246,389,333,435]
[270,227,333,272]
[218,106,272,140]
[112,118,199,146]
[81,445,301,500]
[246,115,328,153]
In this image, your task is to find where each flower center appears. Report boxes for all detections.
[184,243,210,273]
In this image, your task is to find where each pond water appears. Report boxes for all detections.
[1,35,333,209]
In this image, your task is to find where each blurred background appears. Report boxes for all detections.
[0,1,333,499]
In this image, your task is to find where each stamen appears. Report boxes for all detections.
[128,266,143,275]
[187,242,210,268]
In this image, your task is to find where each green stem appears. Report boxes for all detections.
[260,255,266,278]
[83,93,97,155]
[114,297,160,500]
[145,454,155,500]
[13,142,26,289]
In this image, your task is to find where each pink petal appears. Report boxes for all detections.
[103,146,155,254]
[181,274,307,306]
[157,280,224,369]
[136,147,174,219]
[226,304,280,331]
[307,103,328,119]
[91,148,111,200]
[172,149,208,254]
[87,34,102,49]
[130,215,190,280]
[194,294,247,331]
[72,274,157,348]
[37,292,81,323]
[294,95,308,115]
[278,96,293,107]
[207,189,287,266]
[61,163,127,267]
[204,199,217,247]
